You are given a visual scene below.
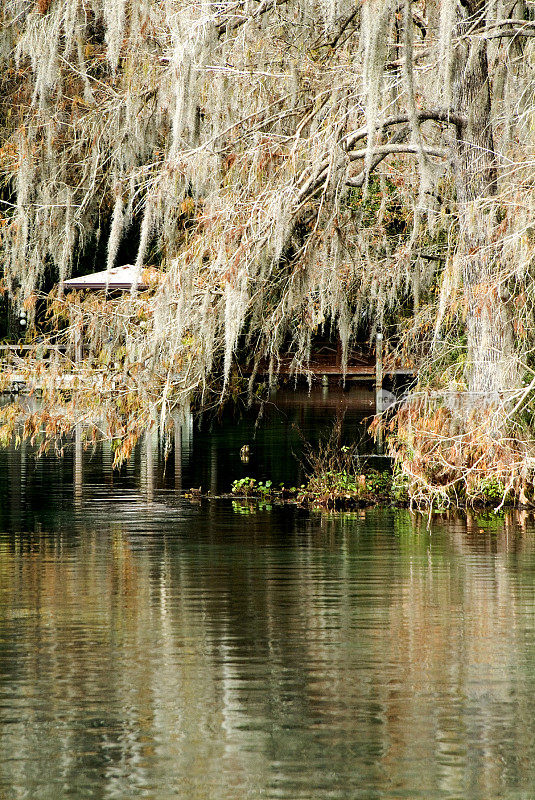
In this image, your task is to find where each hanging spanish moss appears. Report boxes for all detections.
[2,0,535,504]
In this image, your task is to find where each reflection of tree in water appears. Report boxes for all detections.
[2,496,535,796]
[379,512,535,799]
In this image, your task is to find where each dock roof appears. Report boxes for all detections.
[62,265,148,291]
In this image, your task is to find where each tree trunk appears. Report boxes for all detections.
[452,3,518,402]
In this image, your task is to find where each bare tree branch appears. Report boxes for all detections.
[215,0,289,36]
[348,143,447,161]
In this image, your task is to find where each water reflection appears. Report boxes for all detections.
[3,388,374,518]
[2,423,535,798]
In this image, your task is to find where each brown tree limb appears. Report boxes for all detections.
[296,109,461,204]
[348,143,447,161]
[344,108,467,151]
[345,128,410,189]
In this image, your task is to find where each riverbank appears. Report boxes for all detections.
[223,468,523,512]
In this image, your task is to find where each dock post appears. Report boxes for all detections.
[375,331,383,454]
[74,423,82,507]
[174,417,182,491]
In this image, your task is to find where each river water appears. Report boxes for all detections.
[1,392,535,799]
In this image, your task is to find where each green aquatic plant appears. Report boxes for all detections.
[231,477,274,498]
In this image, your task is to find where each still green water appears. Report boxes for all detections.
[1,398,535,799]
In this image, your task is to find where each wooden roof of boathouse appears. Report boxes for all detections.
[62,264,149,292]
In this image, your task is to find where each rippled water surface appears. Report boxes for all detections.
[2,408,535,799]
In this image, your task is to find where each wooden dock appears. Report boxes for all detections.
[242,351,413,382]
[1,344,414,413]
[0,344,68,393]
